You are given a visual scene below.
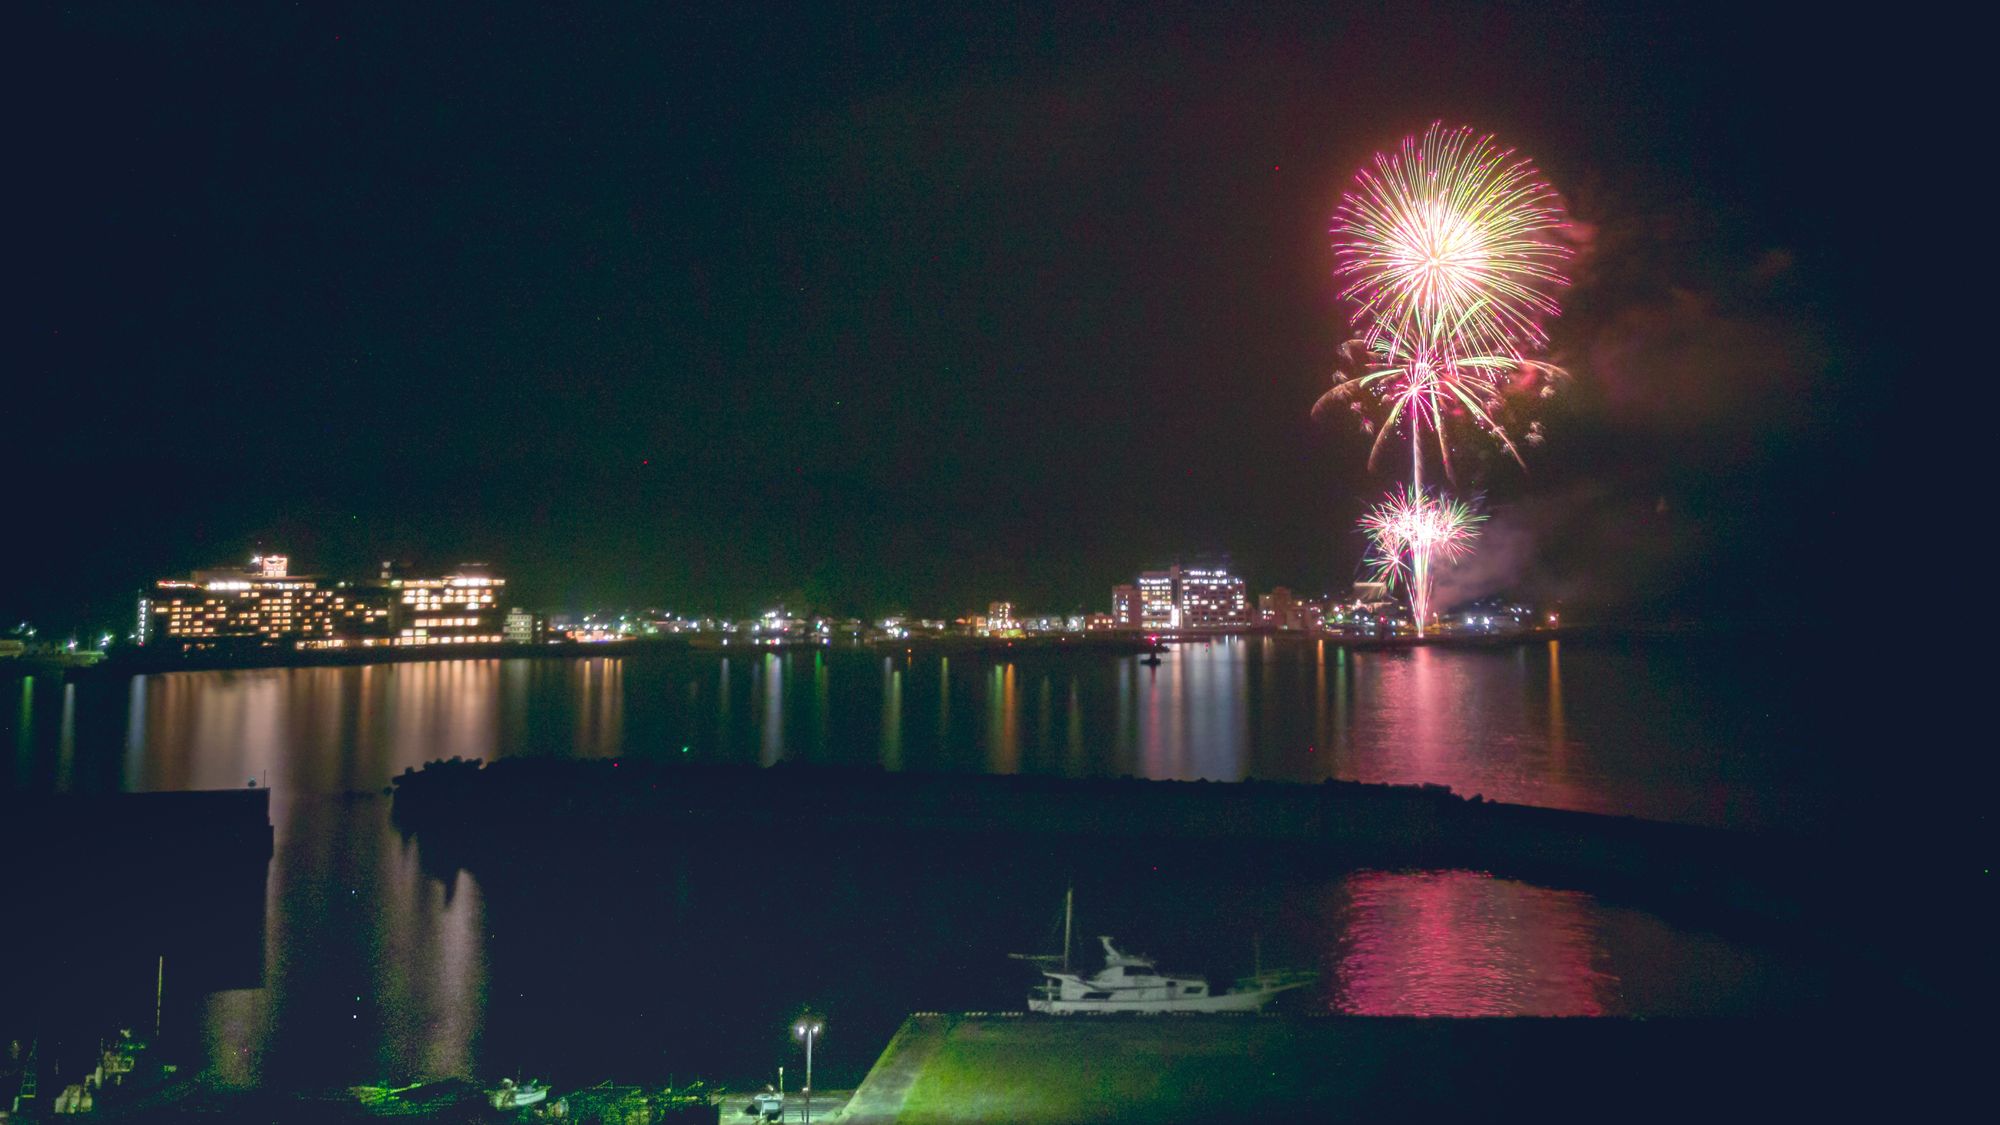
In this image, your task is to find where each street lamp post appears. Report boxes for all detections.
[793,1019,823,1124]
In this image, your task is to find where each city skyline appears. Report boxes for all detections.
[11,3,1883,638]
[4,540,1473,652]
[1,6,1948,1117]
[60,548,1398,649]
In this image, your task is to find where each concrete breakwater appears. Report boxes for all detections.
[389,757,1820,931]
[839,1012,1963,1123]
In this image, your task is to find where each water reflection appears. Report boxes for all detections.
[987,664,1019,772]
[758,655,783,766]
[1064,679,1083,767]
[57,683,77,789]
[572,659,621,757]
[881,659,903,770]
[715,658,732,758]
[937,657,950,744]
[1326,871,1617,1016]
[1548,639,1566,750]
[0,638,1824,1085]
[812,652,830,758]
[14,678,33,784]
[7,640,1813,827]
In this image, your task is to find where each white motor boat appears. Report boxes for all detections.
[488,1077,549,1110]
[1028,935,1314,1013]
[1015,888,1316,1014]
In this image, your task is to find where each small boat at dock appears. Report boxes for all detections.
[1013,888,1315,1014]
[488,1077,549,1109]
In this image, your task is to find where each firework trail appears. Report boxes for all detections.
[1324,124,1571,634]
[1359,486,1485,634]
[1312,327,1562,478]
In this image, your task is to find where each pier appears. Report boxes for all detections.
[837,1012,1965,1123]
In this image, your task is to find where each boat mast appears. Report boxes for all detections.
[1062,883,1073,973]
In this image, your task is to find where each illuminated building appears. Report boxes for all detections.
[1137,571,1179,629]
[504,608,545,644]
[1178,568,1248,627]
[143,555,507,652]
[1111,585,1140,627]
[1119,564,1251,630]
[984,601,1019,637]
[1259,587,1300,629]
[386,564,506,646]
[1298,602,1325,632]
[143,555,393,652]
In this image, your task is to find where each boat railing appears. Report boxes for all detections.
[1231,967,1318,992]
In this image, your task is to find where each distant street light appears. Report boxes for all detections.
[793,1018,824,1124]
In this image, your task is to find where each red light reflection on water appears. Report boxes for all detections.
[1326,870,1619,1016]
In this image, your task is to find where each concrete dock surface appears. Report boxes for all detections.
[711,1087,855,1122]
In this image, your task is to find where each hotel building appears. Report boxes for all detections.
[385,563,506,646]
[142,555,507,652]
[142,555,392,652]
[1116,564,1251,630]
[1178,567,1249,627]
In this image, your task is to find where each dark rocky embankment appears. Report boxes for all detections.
[392,757,1809,935]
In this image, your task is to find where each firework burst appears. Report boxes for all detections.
[1321,125,1569,635]
[1311,328,1563,476]
[1332,122,1573,360]
[1359,486,1485,635]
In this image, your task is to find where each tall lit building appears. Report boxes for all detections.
[1176,564,1240,624]
[1118,564,1251,630]
[1137,571,1179,629]
[1179,568,1248,627]
[1111,584,1140,627]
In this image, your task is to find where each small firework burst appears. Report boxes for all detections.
[1359,486,1485,634]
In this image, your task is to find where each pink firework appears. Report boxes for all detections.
[1360,486,1485,635]
[1332,122,1573,361]
[1312,328,1562,476]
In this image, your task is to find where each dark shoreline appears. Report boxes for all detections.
[388,755,1848,950]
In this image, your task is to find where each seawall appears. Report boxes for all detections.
[840,1012,1965,1123]
[388,757,1820,933]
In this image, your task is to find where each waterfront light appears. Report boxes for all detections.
[794,1018,824,1124]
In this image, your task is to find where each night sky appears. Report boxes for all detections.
[12,2,1891,633]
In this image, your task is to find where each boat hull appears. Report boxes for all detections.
[1029,989,1282,1014]
[489,1087,548,1109]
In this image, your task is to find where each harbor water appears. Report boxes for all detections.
[2,634,1851,1088]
